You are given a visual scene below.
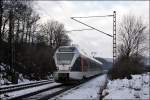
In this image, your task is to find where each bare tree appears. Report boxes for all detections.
[0,1,70,81]
[118,15,147,57]
[40,20,70,50]
[108,14,147,79]
[0,0,3,41]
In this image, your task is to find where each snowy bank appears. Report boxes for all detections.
[0,63,33,86]
[53,74,107,100]
[103,72,150,99]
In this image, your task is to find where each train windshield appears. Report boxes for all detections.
[56,53,74,65]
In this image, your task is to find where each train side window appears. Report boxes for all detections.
[71,57,81,71]
[89,60,94,71]
[82,58,88,71]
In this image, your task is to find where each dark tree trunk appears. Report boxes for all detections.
[8,9,14,70]
[15,19,20,43]
[0,0,3,42]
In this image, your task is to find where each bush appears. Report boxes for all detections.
[14,42,56,80]
[108,54,145,80]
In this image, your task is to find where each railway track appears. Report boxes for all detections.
[1,74,103,100]
[21,84,74,100]
[21,75,103,100]
[1,82,62,100]
[0,79,54,94]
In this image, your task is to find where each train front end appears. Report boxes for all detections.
[53,46,78,83]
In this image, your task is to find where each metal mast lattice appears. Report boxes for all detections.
[113,11,117,66]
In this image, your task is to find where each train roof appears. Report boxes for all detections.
[57,46,103,65]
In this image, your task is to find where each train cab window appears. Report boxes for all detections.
[56,53,74,65]
[71,57,81,71]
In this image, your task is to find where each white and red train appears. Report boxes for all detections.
[53,46,103,83]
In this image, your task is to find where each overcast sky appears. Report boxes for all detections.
[33,1,149,58]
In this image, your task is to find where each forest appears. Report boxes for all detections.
[0,0,70,83]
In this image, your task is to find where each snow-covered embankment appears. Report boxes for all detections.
[102,72,150,99]
[54,74,107,100]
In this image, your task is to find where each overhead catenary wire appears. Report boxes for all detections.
[66,28,93,32]
[71,17,113,37]
[71,15,113,18]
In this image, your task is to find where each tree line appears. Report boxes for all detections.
[0,0,70,82]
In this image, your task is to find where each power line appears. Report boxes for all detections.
[71,17,113,37]
[71,15,113,18]
[66,28,93,32]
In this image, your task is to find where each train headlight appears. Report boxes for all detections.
[56,67,59,70]
[69,67,72,70]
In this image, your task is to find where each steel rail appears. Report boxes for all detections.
[43,74,103,100]
[0,80,53,94]
[1,74,104,100]
[2,84,63,100]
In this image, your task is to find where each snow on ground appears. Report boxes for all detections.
[0,63,53,87]
[0,63,33,86]
[0,82,60,100]
[56,74,107,99]
[103,72,150,99]
[0,79,51,88]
